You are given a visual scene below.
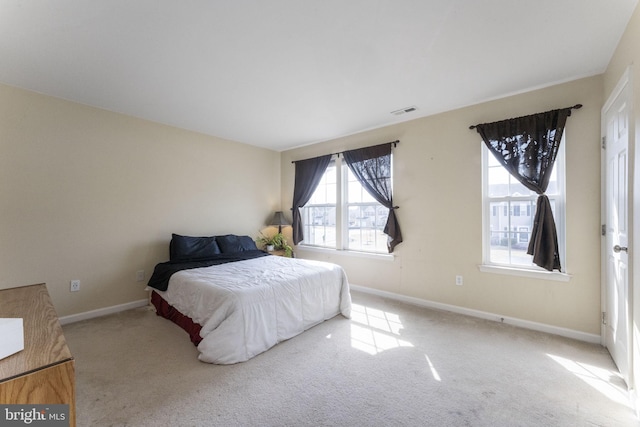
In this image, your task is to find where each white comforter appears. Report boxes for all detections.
[154,255,351,364]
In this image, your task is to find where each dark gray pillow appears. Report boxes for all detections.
[216,234,258,253]
[170,234,221,261]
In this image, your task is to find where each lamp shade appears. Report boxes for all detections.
[270,211,290,232]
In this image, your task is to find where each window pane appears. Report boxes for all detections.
[489,231,532,266]
[546,164,558,195]
[309,164,337,205]
[488,166,509,197]
[326,164,337,184]
[307,225,336,247]
[347,205,361,228]
[376,205,388,227]
[488,163,540,197]
[506,237,532,266]
[344,164,387,253]
[326,184,336,203]
[487,152,501,167]
[348,228,387,252]
[347,203,386,252]
[348,180,362,203]
[303,206,336,247]
[489,231,509,264]
[510,180,533,197]
[347,169,376,204]
[488,201,509,234]
[360,187,376,203]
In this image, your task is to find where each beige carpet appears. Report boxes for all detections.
[63,291,637,426]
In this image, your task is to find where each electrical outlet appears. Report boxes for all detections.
[455,275,463,286]
[136,270,145,282]
[70,280,80,292]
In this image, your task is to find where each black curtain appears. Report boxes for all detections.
[474,108,572,271]
[343,143,403,253]
[291,154,332,245]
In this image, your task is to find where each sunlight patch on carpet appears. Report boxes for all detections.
[425,354,442,381]
[350,303,413,355]
[547,354,630,406]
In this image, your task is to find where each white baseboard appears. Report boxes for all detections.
[349,284,601,345]
[59,299,149,325]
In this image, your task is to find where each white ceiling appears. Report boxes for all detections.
[0,1,637,151]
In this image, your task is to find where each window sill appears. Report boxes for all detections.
[296,245,395,261]
[478,264,572,282]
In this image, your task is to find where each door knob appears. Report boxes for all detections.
[613,245,628,253]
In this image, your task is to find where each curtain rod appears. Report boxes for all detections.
[291,140,399,164]
[468,104,582,130]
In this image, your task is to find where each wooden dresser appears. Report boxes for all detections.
[0,283,75,426]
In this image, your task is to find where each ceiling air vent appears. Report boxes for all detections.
[391,106,418,116]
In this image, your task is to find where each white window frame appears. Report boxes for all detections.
[480,137,570,282]
[300,156,392,257]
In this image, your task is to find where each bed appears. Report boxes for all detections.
[147,233,352,364]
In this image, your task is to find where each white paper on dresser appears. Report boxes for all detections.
[0,318,24,360]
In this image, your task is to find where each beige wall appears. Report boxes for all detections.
[0,83,280,316]
[282,75,603,335]
[604,2,640,404]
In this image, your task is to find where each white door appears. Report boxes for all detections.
[603,74,631,384]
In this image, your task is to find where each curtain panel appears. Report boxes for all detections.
[291,154,332,245]
[343,143,403,253]
[474,107,573,271]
